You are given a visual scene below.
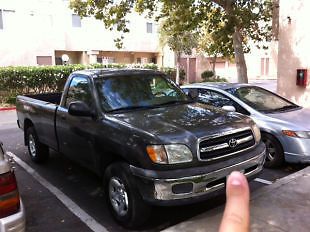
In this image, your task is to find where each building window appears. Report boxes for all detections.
[103,57,115,64]
[136,57,141,63]
[0,9,15,30]
[260,57,270,76]
[72,14,81,27]
[37,56,52,65]
[55,57,63,65]
[0,10,3,29]
[150,57,157,64]
[146,22,152,33]
[97,57,103,63]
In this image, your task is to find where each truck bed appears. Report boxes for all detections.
[16,92,62,151]
[24,93,62,105]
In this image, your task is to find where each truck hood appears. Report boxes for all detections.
[107,103,252,143]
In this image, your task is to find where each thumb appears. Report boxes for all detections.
[219,171,250,232]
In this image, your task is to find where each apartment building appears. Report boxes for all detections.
[0,0,173,67]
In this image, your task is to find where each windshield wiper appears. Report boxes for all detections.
[107,105,153,113]
[154,99,193,107]
[274,105,299,112]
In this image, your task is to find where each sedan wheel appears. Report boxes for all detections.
[262,133,284,168]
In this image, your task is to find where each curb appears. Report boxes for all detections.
[0,107,16,111]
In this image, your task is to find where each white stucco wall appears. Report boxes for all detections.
[277,0,310,107]
[0,0,163,66]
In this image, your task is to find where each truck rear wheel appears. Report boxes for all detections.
[104,162,151,228]
[26,127,49,163]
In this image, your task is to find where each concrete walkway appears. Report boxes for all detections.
[163,167,310,232]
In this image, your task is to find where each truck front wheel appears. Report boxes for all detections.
[26,127,49,163]
[104,163,151,228]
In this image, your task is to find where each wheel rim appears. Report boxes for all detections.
[28,134,37,157]
[109,177,129,217]
[263,138,276,162]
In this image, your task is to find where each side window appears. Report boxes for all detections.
[198,89,232,107]
[65,76,92,108]
[198,89,250,115]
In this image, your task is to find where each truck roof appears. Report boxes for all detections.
[72,68,163,78]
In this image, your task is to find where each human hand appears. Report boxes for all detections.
[219,171,250,232]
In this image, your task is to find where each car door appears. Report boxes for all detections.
[56,75,98,169]
[197,89,250,115]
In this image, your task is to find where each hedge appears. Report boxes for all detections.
[0,63,183,104]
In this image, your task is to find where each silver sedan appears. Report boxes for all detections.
[181,83,310,168]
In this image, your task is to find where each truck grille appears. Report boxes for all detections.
[198,128,255,161]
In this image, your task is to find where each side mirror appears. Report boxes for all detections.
[188,89,199,100]
[68,101,93,117]
[222,105,236,112]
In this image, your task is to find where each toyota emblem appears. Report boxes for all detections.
[228,138,238,148]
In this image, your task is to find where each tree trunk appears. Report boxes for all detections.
[232,28,248,83]
[212,55,217,77]
[175,53,181,85]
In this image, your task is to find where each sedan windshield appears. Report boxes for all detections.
[228,86,299,113]
[95,74,189,112]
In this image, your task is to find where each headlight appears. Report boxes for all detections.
[146,144,193,164]
[252,124,261,143]
[282,130,310,139]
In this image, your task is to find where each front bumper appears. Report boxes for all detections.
[0,199,26,232]
[131,143,266,206]
[278,135,310,164]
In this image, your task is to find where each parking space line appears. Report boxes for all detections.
[254,178,273,185]
[8,152,109,232]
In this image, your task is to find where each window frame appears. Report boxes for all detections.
[146,22,153,33]
[72,14,82,28]
[64,75,93,109]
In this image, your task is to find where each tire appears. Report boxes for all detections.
[104,162,151,228]
[262,133,284,168]
[26,127,49,163]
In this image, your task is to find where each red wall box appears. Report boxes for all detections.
[296,69,308,87]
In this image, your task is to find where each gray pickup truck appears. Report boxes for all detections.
[16,69,266,228]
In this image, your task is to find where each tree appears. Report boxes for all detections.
[70,0,272,83]
[159,22,198,84]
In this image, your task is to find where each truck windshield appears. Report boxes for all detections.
[95,74,189,112]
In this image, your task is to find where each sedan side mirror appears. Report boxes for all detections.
[68,101,93,117]
[222,105,236,112]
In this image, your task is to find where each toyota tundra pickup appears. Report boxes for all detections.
[16,69,266,228]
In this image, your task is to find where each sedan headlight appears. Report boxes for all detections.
[252,124,261,143]
[146,144,193,164]
[282,130,310,139]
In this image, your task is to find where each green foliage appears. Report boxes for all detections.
[0,63,170,104]
[70,0,273,83]
[160,67,185,84]
[201,70,215,81]
[201,70,228,82]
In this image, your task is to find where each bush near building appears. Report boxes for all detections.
[0,63,182,105]
[201,70,228,82]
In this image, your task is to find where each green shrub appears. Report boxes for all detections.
[0,63,175,104]
[201,70,214,81]
[200,70,228,83]
[160,67,185,84]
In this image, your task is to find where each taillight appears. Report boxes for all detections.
[0,171,20,218]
